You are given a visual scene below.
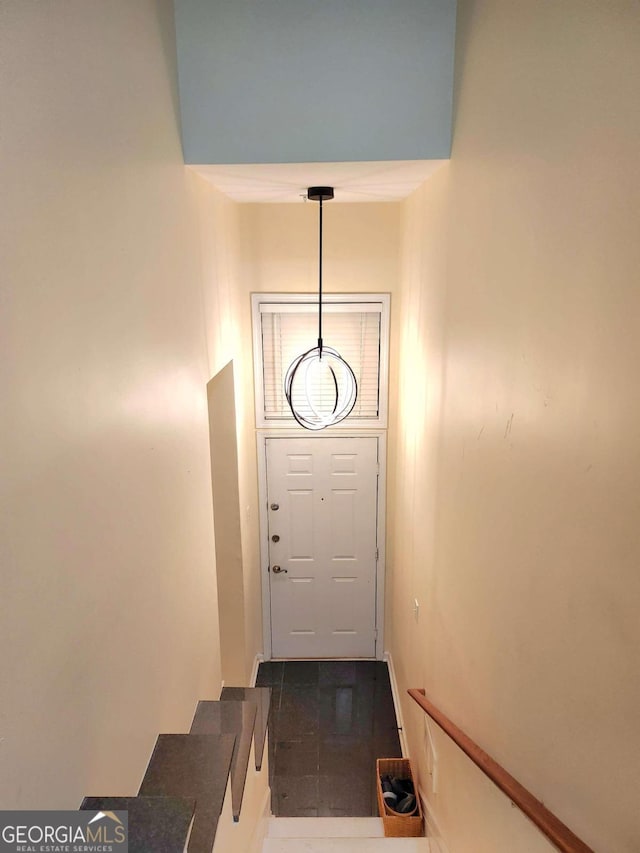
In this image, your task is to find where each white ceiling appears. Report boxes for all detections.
[190,160,446,203]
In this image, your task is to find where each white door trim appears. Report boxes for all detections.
[257,429,386,661]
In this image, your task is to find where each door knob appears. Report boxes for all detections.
[271,534,280,542]
[271,565,287,574]
[270,503,279,511]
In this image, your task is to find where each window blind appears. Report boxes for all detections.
[260,308,382,421]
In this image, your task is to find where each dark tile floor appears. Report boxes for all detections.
[256,660,402,817]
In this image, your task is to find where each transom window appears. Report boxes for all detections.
[251,293,390,429]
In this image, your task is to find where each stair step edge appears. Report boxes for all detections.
[267,817,385,838]
[263,838,431,852]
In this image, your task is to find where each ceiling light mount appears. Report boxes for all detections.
[307,186,334,203]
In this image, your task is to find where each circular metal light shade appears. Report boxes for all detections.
[284,344,358,430]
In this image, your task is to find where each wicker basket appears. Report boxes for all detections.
[376,757,424,837]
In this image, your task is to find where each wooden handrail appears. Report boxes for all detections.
[407,689,594,853]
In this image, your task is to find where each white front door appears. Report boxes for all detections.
[266,436,379,658]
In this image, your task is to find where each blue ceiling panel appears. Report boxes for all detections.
[173,0,457,164]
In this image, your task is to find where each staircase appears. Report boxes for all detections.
[79,686,272,852]
[79,685,431,851]
[262,817,431,852]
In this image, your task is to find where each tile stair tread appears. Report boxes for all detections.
[80,795,195,853]
[139,733,235,853]
[190,699,257,821]
[221,685,271,771]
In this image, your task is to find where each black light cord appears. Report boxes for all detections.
[318,194,323,356]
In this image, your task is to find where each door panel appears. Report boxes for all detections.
[330,490,357,558]
[288,490,314,559]
[267,436,378,658]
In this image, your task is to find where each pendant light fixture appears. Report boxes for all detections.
[284,187,358,430]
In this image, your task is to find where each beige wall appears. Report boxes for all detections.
[5,4,637,846]
[193,166,252,681]
[389,2,640,852]
[0,1,236,807]
[238,201,402,295]
[207,364,246,685]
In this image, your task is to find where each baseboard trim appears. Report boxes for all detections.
[250,653,264,687]
[383,650,409,758]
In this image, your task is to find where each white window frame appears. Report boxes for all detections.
[251,292,391,430]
